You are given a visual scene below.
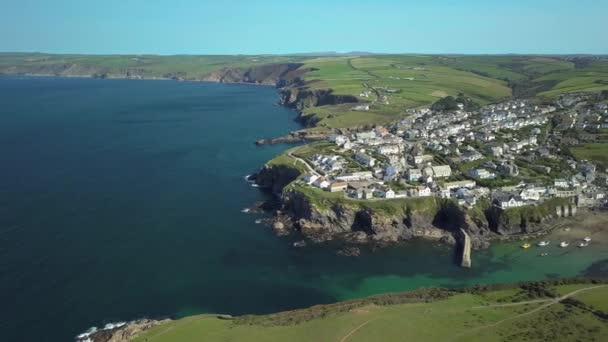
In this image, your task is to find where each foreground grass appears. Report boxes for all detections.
[133,283,608,342]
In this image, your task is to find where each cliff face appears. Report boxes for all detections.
[278,190,494,249]
[280,88,359,110]
[485,202,561,235]
[0,62,309,85]
[255,164,303,195]
[279,88,359,126]
[259,166,565,249]
[200,63,307,85]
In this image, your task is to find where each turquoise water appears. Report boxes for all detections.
[0,77,605,342]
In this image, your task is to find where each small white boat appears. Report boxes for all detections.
[241,208,251,213]
[254,219,262,224]
[560,241,569,248]
[583,237,591,242]
[578,242,589,248]
[293,240,307,248]
[537,241,550,247]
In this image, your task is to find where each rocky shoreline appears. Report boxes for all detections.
[76,319,170,342]
[255,129,331,145]
[252,164,581,253]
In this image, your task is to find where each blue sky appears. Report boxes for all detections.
[1,0,606,55]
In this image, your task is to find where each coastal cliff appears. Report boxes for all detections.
[277,188,492,249]
[256,168,568,250]
[279,88,359,126]
[255,164,303,195]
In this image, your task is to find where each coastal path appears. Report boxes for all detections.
[287,152,316,174]
[451,284,608,341]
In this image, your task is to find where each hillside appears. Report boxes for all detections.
[120,280,608,342]
[2,53,608,129]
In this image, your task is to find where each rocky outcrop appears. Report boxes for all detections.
[280,88,359,110]
[279,88,360,126]
[485,199,565,236]
[254,164,565,250]
[255,130,331,145]
[77,319,170,342]
[254,164,302,195]
[277,191,491,248]
[201,63,307,85]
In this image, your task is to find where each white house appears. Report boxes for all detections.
[313,177,330,189]
[519,187,546,201]
[470,168,496,179]
[444,180,476,190]
[336,171,374,182]
[413,154,434,166]
[554,179,569,188]
[384,189,395,199]
[303,173,320,185]
[494,194,525,209]
[378,145,400,155]
[417,186,432,197]
[431,165,452,178]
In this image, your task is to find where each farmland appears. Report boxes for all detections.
[2,53,608,129]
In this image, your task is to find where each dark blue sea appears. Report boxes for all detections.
[1,77,605,341]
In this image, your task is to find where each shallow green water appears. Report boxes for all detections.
[0,77,605,342]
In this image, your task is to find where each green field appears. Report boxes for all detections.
[133,282,608,342]
[570,143,608,170]
[2,53,608,129]
[296,55,608,127]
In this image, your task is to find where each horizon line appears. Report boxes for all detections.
[1,51,608,57]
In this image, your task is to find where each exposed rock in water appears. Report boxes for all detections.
[77,319,169,342]
[336,246,361,257]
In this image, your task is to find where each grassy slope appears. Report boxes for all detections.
[134,284,608,342]
[570,143,608,170]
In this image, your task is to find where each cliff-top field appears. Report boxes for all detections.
[2,53,608,129]
[132,281,608,342]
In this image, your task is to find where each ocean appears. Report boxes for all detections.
[0,76,605,341]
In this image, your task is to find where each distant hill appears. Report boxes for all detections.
[2,53,607,129]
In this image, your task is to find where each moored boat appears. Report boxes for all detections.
[521,243,531,249]
[293,240,307,248]
[560,241,569,247]
[578,242,589,248]
[537,241,550,247]
[583,237,591,242]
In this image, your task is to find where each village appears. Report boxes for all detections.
[293,95,608,211]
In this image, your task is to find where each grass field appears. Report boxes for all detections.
[570,143,608,170]
[2,53,608,129]
[133,283,608,342]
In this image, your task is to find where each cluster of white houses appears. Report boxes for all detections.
[293,98,608,210]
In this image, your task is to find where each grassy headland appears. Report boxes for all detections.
[132,279,608,342]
